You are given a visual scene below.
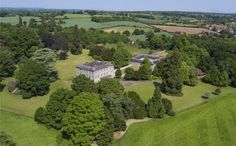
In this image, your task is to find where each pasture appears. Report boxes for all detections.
[103,26,151,33]
[0,110,58,146]
[0,50,93,117]
[153,25,214,34]
[112,93,236,146]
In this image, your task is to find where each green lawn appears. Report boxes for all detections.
[0,110,58,146]
[112,93,236,146]
[0,50,93,117]
[125,80,236,112]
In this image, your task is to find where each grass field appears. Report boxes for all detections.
[125,80,236,112]
[0,50,93,117]
[153,25,214,34]
[112,93,236,146]
[0,16,40,25]
[128,31,172,41]
[0,110,58,146]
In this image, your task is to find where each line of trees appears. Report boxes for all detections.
[34,76,174,146]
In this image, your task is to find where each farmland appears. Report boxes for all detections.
[0,16,40,25]
[112,93,236,146]
[153,25,214,34]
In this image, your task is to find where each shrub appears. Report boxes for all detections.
[168,111,176,116]
[21,90,32,99]
[115,69,122,78]
[34,107,47,124]
[213,88,221,95]
[0,83,5,92]
[202,92,211,99]
[0,131,16,146]
[162,98,173,114]
[7,80,17,93]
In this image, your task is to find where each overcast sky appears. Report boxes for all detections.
[1,0,236,13]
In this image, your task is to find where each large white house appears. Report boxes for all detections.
[76,61,115,82]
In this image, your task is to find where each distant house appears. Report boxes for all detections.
[131,54,164,65]
[76,61,115,83]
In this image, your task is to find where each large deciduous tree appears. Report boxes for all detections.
[112,48,131,68]
[16,60,50,98]
[44,88,74,129]
[62,92,105,146]
[0,50,16,78]
[71,75,97,95]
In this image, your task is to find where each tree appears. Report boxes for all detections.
[52,37,69,60]
[147,86,165,118]
[0,50,16,78]
[138,57,152,80]
[203,66,229,87]
[16,60,50,98]
[123,30,130,36]
[115,69,122,78]
[31,48,58,81]
[7,27,41,59]
[41,32,54,48]
[95,107,114,146]
[98,78,124,97]
[161,50,183,95]
[127,91,146,119]
[34,107,47,124]
[28,18,37,28]
[71,75,97,95]
[181,62,197,86]
[0,131,16,146]
[162,98,173,115]
[18,16,23,26]
[124,67,136,80]
[153,60,164,77]
[70,25,83,55]
[62,92,105,146]
[44,88,74,129]
[103,93,127,131]
[112,48,131,68]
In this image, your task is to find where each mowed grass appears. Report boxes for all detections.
[125,80,236,112]
[112,93,236,146]
[0,110,58,146]
[0,50,93,117]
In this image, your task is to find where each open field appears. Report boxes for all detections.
[153,25,214,34]
[0,50,93,117]
[128,31,172,41]
[125,80,236,112]
[112,93,236,146]
[0,110,58,146]
[0,16,40,25]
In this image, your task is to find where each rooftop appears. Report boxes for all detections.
[77,61,113,71]
[131,54,164,64]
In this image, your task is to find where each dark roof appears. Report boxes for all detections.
[131,54,164,64]
[77,61,113,71]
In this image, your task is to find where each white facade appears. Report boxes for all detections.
[77,61,115,83]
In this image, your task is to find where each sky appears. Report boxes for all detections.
[1,0,236,13]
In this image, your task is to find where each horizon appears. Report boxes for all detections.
[1,0,236,14]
